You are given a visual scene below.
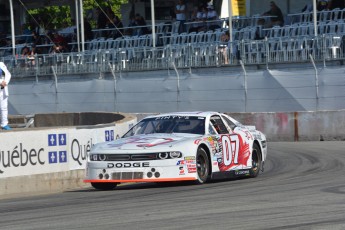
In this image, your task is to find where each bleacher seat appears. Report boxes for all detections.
[195,31,205,43]
[319,10,330,22]
[269,26,282,38]
[188,32,197,44]
[326,21,337,34]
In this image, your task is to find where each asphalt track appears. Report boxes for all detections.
[0,141,345,230]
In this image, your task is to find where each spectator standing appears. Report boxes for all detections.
[206,5,220,30]
[125,15,136,36]
[262,1,284,27]
[134,14,148,36]
[31,31,45,54]
[31,17,45,36]
[32,31,44,46]
[107,13,124,39]
[197,5,208,32]
[189,6,201,33]
[175,0,187,33]
[18,24,32,44]
[0,62,11,130]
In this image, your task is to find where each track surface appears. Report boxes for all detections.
[0,142,345,230]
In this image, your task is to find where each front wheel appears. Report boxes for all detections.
[91,182,118,190]
[196,147,210,184]
[250,143,262,178]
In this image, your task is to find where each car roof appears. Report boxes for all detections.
[144,111,220,119]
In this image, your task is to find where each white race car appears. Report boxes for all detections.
[84,112,267,190]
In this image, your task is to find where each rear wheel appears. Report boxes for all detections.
[91,182,118,190]
[250,143,262,178]
[196,147,210,184]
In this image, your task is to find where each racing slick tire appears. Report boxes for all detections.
[196,147,210,184]
[250,143,262,178]
[91,182,118,190]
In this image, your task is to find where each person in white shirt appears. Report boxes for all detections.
[206,5,220,30]
[194,5,208,32]
[175,0,187,33]
[0,62,11,130]
[189,5,206,32]
[198,5,208,21]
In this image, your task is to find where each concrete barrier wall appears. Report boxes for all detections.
[297,111,345,141]
[9,66,345,115]
[0,170,86,199]
[228,112,296,141]
[228,110,345,141]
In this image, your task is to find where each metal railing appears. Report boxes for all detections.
[1,34,344,78]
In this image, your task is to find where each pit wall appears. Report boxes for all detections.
[0,112,137,199]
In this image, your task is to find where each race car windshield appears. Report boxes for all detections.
[123,116,205,137]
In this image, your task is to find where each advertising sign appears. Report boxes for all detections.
[0,119,136,178]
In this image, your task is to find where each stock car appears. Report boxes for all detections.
[84,112,267,190]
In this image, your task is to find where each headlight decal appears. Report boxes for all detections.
[158,152,169,159]
[99,154,107,161]
[169,151,182,158]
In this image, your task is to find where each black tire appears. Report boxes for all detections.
[250,143,262,178]
[196,147,210,184]
[91,182,118,190]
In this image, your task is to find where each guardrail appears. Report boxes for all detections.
[1,34,344,78]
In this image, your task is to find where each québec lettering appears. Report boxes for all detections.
[0,144,45,174]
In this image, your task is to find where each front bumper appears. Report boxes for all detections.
[84,159,197,183]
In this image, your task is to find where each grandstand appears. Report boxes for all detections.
[1,8,344,78]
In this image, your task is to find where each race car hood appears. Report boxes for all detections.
[93,133,200,152]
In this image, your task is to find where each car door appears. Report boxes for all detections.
[210,115,244,172]
[221,114,253,170]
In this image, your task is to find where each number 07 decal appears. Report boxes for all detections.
[222,135,239,166]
